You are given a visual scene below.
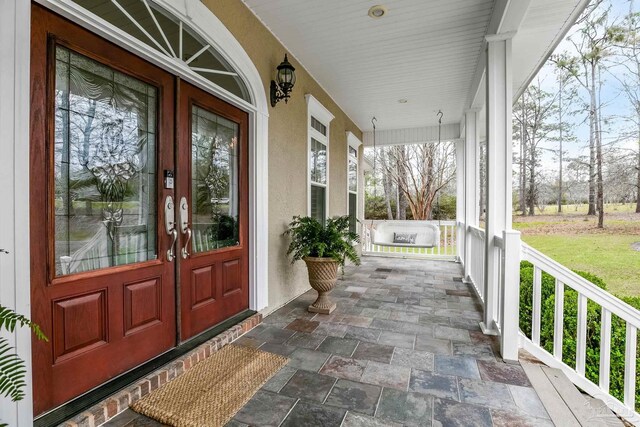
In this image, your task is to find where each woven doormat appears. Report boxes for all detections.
[131,345,288,427]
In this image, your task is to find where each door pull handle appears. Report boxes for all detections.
[181,227,191,259]
[165,196,177,262]
[179,196,191,259]
[167,228,178,262]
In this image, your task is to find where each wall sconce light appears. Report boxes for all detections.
[270,54,296,107]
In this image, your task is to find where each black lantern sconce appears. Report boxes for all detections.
[270,54,296,107]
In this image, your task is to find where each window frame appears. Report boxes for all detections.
[346,131,362,234]
[306,94,334,223]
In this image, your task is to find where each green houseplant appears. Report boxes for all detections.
[0,306,47,404]
[285,215,360,314]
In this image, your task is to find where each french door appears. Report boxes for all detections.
[177,82,249,341]
[30,5,248,415]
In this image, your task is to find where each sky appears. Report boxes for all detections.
[530,0,638,176]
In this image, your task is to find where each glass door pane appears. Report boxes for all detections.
[191,105,240,253]
[54,46,157,276]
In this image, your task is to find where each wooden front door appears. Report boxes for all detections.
[176,82,249,340]
[30,5,250,415]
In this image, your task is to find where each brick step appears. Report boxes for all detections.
[60,313,262,427]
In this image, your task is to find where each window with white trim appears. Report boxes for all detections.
[306,95,334,225]
[346,133,361,234]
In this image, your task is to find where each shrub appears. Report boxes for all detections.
[432,195,457,220]
[519,262,640,410]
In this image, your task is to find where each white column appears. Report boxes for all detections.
[455,139,465,264]
[463,110,479,282]
[482,33,514,334]
[0,0,33,424]
[501,230,521,362]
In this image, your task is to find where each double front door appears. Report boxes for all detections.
[30,5,249,415]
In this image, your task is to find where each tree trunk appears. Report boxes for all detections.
[588,62,597,216]
[558,77,563,213]
[637,120,640,213]
[396,146,408,220]
[528,139,536,215]
[519,123,527,215]
[596,66,604,228]
[379,149,394,220]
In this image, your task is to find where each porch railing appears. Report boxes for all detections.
[362,220,457,259]
[465,225,486,301]
[518,243,640,424]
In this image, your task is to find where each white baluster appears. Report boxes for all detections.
[553,279,564,361]
[624,323,637,409]
[576,293,587,376]
[532,267,542,345]
[599,308,611,392]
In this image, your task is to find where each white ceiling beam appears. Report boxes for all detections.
[467,0,533,110]
[512,0,591,100]
[362,124,461,147]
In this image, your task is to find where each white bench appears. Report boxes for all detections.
[372,221,440,248]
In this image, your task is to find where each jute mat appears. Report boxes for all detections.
[131,344,288,427]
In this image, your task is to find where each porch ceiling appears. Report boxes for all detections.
[242,0,588,132]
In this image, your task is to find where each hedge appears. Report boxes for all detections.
[519,261,640,410]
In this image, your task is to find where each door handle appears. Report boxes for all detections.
[165,196,177,262]
[179,196,191,259]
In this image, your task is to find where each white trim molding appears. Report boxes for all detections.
[346,131,362,151]
[346,131,361,229]
[0,0,32,424]
[306,94,334,221]
[305,94,335,125]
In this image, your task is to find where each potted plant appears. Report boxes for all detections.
[285,215,360,314]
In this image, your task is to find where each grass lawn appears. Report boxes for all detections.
[519,232,640,297]
[513,206,640,297]
[517,202,637,216]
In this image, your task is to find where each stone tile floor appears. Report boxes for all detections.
[105,257,553,427]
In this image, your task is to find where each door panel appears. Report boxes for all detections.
[178,82,249,341]
[30,5,176,415]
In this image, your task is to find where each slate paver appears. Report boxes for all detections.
[280,400,346,427]
[433,398,493,427]
[409,369,459,400]
[415,335,452,355]
[261,365,297,393]
[285,331,326,349]
[319,355,368,381]
[343,411,402,427]
[377,331,416,349]
[376,388,434,427]
[317,336,359,356]
[360,361,411,390]
[351,341,395,364]
[279,369,337,402]
[112,257,552,427]
[391,347,434,371]
[434,355,480,379]
[233,390,297,426]
[477,360,531,387]
[324,379,382,416]
[457,378,516,411]
[287,347,331,371]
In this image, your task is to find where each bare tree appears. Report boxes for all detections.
[378,148,395,220]
[383,142,456,220]
[513,81,564,215]
[554,1,624,226]
[611,0,640,212]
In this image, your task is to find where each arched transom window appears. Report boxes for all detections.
[70,0,251,102]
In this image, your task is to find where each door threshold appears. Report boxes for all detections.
[36,310,260,427]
